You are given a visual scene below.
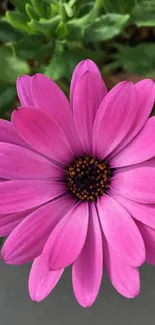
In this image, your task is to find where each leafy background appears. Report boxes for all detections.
[0,0,155,119]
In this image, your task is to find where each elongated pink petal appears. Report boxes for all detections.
[108,79,155,159]
[0,118,29,147]
[136,221,155,265]
[0,207,37,236]
[72,204,103,307]
[135,79,155,119]
[103,237,140,298]
[1,196,74,264]
[134,79,155,127]
[93,82,138,159]
[110,192,155,229]
[73,71,107,153]
[110,117,155,167]
[0,180,65,214]
[115,157,155,172]
[43,202,89,270]
[111,166,155,203]
[97,195,145,266]
[31,73,83,156]
[123,80,155,146]
[12,107,74,164]
[17,75,34,106]
[70,59,107,108]
[29,255,64,302]
[0,142,63,180]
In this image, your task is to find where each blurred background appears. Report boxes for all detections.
[0,0,155,119]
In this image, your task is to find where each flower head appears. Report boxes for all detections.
[0,59,155,307]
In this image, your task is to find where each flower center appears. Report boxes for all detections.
[65,155,112,202]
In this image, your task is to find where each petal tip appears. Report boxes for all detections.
[29,291,41,303]
[75,296,96,308]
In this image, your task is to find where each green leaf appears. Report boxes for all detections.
[10,0,28,12]
[42,0,59,14]
[68,7,99,28]
[67,24,85,41]
[45,51,68,80]
[85,14,129,42]
[42,0,55,2]
[6,11,34,34]
[31,0,50,18]
[131,0,155,26]
[0,46,30,84]
[77,1,97,17]
[28,16,60,34]
[114,43,155,75]
[102,0,135,14]
[63,3,74,17]
[0,20,22,42]
[26,4,39,20]
[15,35,53,60]
[57,21,68,38]
[0,84,16,116]
[50,3,59,15]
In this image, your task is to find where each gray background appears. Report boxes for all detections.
[0,260,155,325]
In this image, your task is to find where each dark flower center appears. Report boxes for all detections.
[65,155,112,202]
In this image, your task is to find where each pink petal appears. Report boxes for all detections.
[0,208,37,236]
[0,180,65,214]
[43,202,89,270]
[103,237,140,298]
[31,73,83,156]
[70,59,107,108]
[0,142,63,180]
[93,82,138,160]
[72,204,103,307]
[73,71,107,153]
[110,192,155,229]
[12,107,74,164]
[97,195,145,267]
[0,118,29,147]
[136,221,155,265]
[115,157,155,171]
[110,117,155,167]
[1,196,74,264]
[108,79,155,158]
[17,75,34,107]
[29,255,64,302]
[111,166,155,203]
[134,79,155,129]
[124,79,155,146]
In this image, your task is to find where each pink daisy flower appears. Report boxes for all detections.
[0,59,155,307]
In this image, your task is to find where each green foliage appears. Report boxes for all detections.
[114,44,155,76]
[131,0,155,27]
[0,20,22,42]
[85,14,129,42]
[6,11,35,34]
[0,46,30,83]
[45,45,103,80]
[10,0,29,12]
[14,35,53,61]
[102,0,136,14]
[0,0,155,119]
[0,84,16,117]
